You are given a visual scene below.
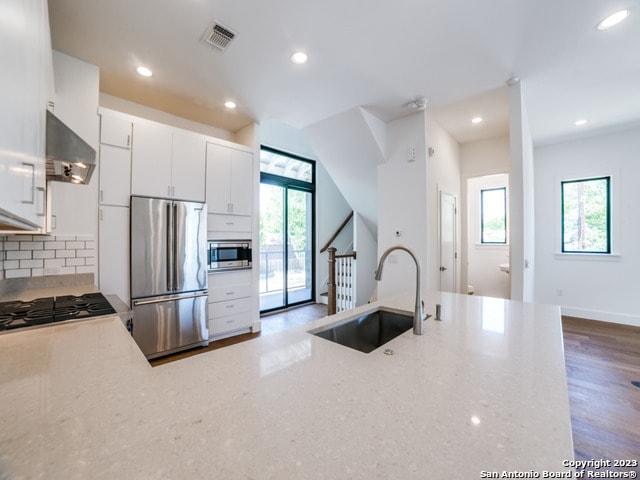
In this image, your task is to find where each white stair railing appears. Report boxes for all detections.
[336,254,356,312]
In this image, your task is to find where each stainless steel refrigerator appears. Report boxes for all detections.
[130,196,209,359]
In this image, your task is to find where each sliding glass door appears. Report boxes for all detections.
[259,147,315,313]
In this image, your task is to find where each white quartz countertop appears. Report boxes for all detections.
[0,291,574,479]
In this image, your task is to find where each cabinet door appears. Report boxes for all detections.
[0,0,47,230]
[101,114,132,149]
[99,145,131,206]
[229,149,253,216]
[205,142,232,214]
[99,205,130,304]
[171,132,205,202]
[131,120,172,198]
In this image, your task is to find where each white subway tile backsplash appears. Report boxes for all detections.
[33,250,55,259]
[1,234,96,279]
[20,259,44,269]
[4,260,19,270]
[3,242,19,251]
[66,258,86,267]
[76,266,95,274]
[6,251,32,260]
[5,269,31,279]
[44,258,66,268]
[53,235,76,242]
[19,241,44,251]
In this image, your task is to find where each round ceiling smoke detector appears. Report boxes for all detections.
[407,97,427,110]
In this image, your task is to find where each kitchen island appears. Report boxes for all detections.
[0,291,574,479]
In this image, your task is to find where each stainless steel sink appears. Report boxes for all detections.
[309,308,430,353]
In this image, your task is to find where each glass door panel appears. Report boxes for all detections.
[259,183,285,311]
[286,189,312,305]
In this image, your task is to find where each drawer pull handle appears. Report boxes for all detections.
[226,291,235,295]
[226,319,235,324]
[226,304,235,308]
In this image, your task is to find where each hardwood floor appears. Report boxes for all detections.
[150,305,640,464]
[562,316,640,465]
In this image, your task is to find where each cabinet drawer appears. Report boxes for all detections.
[208,283,252,303]
[209,297,252,319]
[208,213,251,233]
[209,311,252,335]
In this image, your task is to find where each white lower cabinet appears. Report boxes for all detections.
[208,270,253,338]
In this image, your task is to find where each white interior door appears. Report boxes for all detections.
[439,190,457,292]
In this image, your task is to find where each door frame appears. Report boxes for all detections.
[259,147,316,314]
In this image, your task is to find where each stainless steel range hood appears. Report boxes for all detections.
[45,110,97,184]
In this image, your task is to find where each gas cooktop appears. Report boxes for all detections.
[0,292,116,333]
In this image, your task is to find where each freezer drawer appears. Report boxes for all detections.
[132,293,208,359]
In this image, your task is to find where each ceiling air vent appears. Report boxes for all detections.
[201,21,237,51]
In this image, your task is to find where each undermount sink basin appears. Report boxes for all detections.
[309,308,428,353]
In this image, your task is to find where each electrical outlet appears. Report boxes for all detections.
[557,289,564,297]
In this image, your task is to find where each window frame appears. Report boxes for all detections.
[480,186,507,245]
[560,175,611,254]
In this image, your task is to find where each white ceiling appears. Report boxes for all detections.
[48,0,639,145]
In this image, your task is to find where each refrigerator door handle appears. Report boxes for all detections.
[166,202,173,291]
[173,203,179,290]
[133,292,209,306]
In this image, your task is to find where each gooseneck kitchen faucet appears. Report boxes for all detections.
[374,245,426,335]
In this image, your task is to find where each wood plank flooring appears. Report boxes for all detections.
[150,305,640,464]
[561,316,640,464]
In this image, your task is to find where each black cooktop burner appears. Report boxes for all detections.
[0,293,116,332]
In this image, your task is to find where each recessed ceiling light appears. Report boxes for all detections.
[136,66,153,77]
[471,117,483,124]
[597,10,630,30]
[291,51,308,64]
[574,119,588,126]
[224,101,237,109]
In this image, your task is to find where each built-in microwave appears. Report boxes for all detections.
[208,240,252,271]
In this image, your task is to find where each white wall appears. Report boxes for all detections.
[377,111,428,298]
[466,174,510,299]
[353,211,377,305]
[426,117,462,292]
[509,81,535,302]
[460,135,510,297]
[534,125,640,327]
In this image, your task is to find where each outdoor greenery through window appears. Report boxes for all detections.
[561,176,610,253]
[481,187,507,244]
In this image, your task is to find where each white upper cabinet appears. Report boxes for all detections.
[99,145,131,207]
[0,0,50,230]
[131,119,205,202]
[172,132,206,202]
[100,114,132,149]
[206,142,253,216]
[131,119,173,198]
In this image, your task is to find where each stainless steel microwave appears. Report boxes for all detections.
[208,240,252,271]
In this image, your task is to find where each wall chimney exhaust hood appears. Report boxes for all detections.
[45,110,96,184]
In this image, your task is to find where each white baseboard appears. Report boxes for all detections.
[561,306,640,328]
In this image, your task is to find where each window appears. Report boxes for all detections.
[561,176,610,253]
[480,187,507,244]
